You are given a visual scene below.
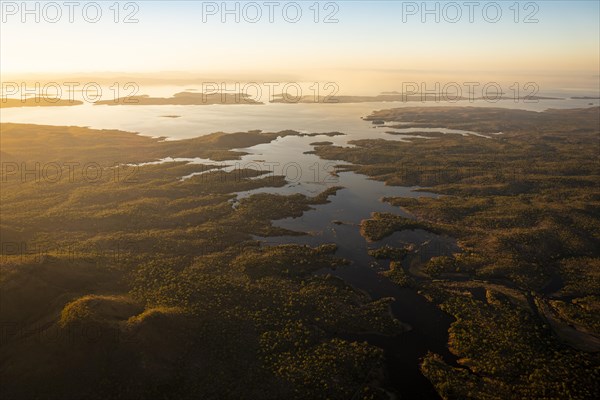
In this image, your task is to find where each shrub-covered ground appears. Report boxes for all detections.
[315,107,600,399]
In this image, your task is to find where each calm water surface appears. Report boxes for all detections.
[3,95,596,399]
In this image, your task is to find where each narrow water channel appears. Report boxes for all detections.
[247,172,461,399]
[163,117,472,398]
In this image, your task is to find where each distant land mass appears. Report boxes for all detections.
[270,93,563,104]
[477,95,563,100]
[94,92,263,106]
[271,93,468,103]
[0,92,567,108]
[0,97,83,108]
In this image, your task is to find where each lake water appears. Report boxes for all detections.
[2,97,597,140]
[2,95,596,399]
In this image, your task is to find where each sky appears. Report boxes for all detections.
[1,1,599,93]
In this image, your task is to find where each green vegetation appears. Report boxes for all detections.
[421,291,598,399]
[368,245,408,261]
[0,123,398,400]
[0,123,342,164]
[364,106,594,134]
[382,261,415,288]
[3,105,599,399]
[360,212,435,241]
[315,107,600,399]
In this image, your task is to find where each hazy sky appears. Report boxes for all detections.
[1,1,599,92]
